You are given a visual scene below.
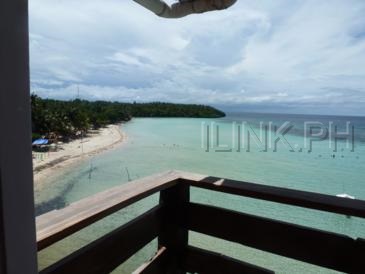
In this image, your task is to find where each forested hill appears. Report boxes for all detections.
[31,95,225,139]
[128,102,225,118]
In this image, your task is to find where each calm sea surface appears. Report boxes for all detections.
[36,112,365,273]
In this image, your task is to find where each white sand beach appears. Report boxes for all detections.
[33,124,125,190]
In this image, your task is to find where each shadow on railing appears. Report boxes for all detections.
[36,170,365,274]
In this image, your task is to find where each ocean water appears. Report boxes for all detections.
[36,113,365,273]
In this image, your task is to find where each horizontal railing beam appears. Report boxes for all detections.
[186,202,364,273]
[178,171,365,218]
[40,205,163,274]
[36,171,180,250]
[183,245,274,274]
[132,247,169,274]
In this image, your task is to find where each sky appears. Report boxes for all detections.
[29,0,365,115]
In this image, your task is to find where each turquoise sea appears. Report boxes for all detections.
[36,112,365,273]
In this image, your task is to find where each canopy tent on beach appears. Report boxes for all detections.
[32,139,49,146]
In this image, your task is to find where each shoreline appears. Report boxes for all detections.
[33,124,126,192]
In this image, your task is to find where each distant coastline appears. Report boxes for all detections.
[31,95,225,144]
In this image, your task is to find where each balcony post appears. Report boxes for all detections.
[158,181,189,274]
[0,0,38,273]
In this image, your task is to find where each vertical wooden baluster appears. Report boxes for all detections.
[158,180,189,274]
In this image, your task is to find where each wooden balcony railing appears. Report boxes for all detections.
[36,170,365,274]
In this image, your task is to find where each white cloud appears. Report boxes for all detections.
[29,0,365,115]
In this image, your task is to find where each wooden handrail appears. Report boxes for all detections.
[178,171,365,218]
[36,170,180,250]
[36,170,365,273]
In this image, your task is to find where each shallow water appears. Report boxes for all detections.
[36,113,365,273]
